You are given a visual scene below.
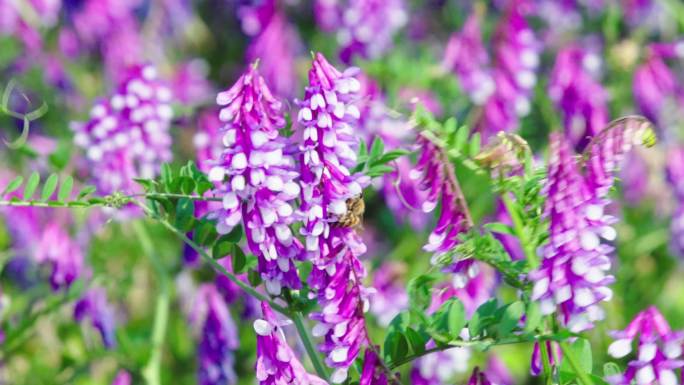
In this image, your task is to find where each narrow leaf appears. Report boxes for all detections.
[23,172,40,200]
[497,301,525,336]
[2,175,23,196]
[58,176,74,201]
[41,174,59,201]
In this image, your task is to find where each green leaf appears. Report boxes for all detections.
[369,136,385,160]
[23,172,40,200]
[174,198,195,232]
[194,220,218,246]
[454,125,469,152]
[448,299,466,337]
[468,133,481,157]
[247,268,262,286]
[408,274,437,311]
[77,185,97,200]
[196,180,214,196]
[469,299,498,337]
[497,301,525,336]
[483,222,516,237]
[179,176,196,195]
[370,149,411,167]
[366,165,395,177]
[58,176,74,202]
[524,301,542,333]
[212,240,232,260]
[232,245,247,274]
[41,174,59,201]
[561,338,593,374]
[220,225,243,244]
[405,327,426,355]
[383,331,408,363]
[133,178,157,192]
[2,175,23,196]
[358,139,368,157]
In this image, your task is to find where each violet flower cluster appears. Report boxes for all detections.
[297,53,370,383]
[314,0,408,63]
[35,222,84,291]
[72,64,173,196]
[530,133,615,333]
[254,302,328,385]
[549,45,609,150]
[359,349,388,385]
[196,284,239,385]
[607,306,684,385]
[74,288,117,349]
[208,64,303,295]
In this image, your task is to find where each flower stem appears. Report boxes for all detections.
[559,342,594,385]
[292,312,329,380]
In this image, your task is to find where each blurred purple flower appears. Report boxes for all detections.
[254,302,328,385]
[0,0,61,51]
[442,12,494,105]
[485,355,514,385]
[74,288,117,348]
[196,284,239,385]
[111,370,131,385]
[607,306,684,385]
[410,341,471,385]
[398,88,443,117]
[208,63,303,295]
[411,133,472,258]
[235,0,277,36]
[71,64,173,196]
[529,134,615,332]
[246,12,302,98]
[171,60,213,105]
[369,262,408,327]
[429,262,497,316]
[666,147,684,257]
[35,222,84,291]
[549,45,609,150]
[620,152,650,205]
[477,4,540,141]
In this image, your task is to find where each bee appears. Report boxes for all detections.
[334,195,365,228]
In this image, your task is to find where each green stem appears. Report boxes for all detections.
[132,193,222,202]
[501,193,539,269]
[559,342,594,385]
[292,312,329,380]
[131,199,288,315]
[540,341,554,385]
[132,221,170,385]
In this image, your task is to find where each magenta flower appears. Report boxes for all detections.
[529,134,615,332]
[442,12,494,105]
[549,45,609,150]
[235,0,277,36]
[359,349,388,385]
[35,222,84,291]
[476,4,540,141]
[607,306,684,385]
[369,262,408,327]
[111,370,131,385]
[411,133,472,258]
[428,262,497,316]
[72,64,173,195]
[246,12,302,98]
[208,63,303,295]
[297,53,371,383]
[254,302,329,385]
[74,288,117,348]
[467,367,495,385]
[410,341,471,384]
[196,284,239,385]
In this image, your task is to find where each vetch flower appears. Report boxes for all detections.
[254,302,329,385]
[411,133,472,259]
[607,306,684,385]
[359,349,388,385]
[549,45,609,150]
[410,342,471,385]
[209,63,303,295]
[35,222,84,291]
[111,370,131,385]
[71,64,173,195]
[74,288,117,348]
[297,53,370,383]
[197,284,239,385]
[529,133,615,332]
[369,262,408,327]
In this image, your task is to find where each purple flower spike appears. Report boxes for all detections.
[35,223,84,291]
[197,285,239,385]
[549,45,609,150]
[607,306,684,385]
[209,63,303,295]
[442,12,494,105]
[246,13,302,98]
[72,64,173,195]
[74,288,117,348]
[411,133,472,259]
[254,302,329,385]
[529,134,615,332]
[297,53,371,383]
[359,349,388,385]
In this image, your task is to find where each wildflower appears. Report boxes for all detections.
[74,288,117,348]
[529,133,615,332]
[428,262,497,316]
[111,371,131,385]
[246,13,302,98]
[607,306,684,385]
[411,133,472,259]
[369,262,408,327]
[197,284,239,385]
[410,342,471,385]
[359,349,389,385]
[35,222,84,291]
[549,45,609,150]
[477,4,540,141]
[442,12,494,105]
[236,0,276,36]
[254,302,329,385]
[209,63,303,295]
[297,53,370,383]
[71,64,173,195]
